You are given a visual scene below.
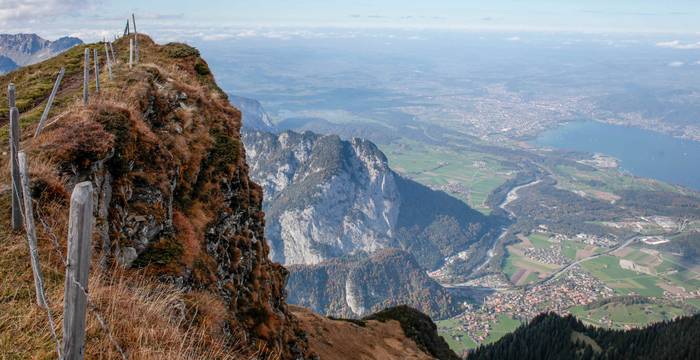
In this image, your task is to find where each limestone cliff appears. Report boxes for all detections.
[243,128,497,271]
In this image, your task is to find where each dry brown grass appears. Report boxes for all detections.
[0,190,271,359]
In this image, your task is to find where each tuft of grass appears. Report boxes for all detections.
[164,43,200,59]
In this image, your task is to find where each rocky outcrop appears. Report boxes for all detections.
[229,95,276,131]
[243,128,496,270]
[21,37,307,358]
[286,249,465,319]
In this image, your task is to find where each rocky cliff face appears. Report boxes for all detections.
[229,95,276,131]
[243,128,496,270]
[287,249,465,319]
[244,129,401,265]
[0,33,82,70]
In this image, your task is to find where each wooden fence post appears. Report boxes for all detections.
[104,43,112,80]
[109,42,116,63]
[83,48,89,104]
[8,82,15,107]
[93,49,100,93]
[62,181,94,360]
[124,19,130,36]
[34,67,65,138]
[9,105,22,231]
[17,151,48,308]
[132,14,139,63]
[129,39,133,69]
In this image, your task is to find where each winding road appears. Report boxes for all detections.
[472,178,542,273]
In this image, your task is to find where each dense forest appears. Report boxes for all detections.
[469,312,700,360]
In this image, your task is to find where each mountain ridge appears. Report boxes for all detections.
[242,127,499,270]
[0,33,82,73]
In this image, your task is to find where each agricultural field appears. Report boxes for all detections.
[502,233,563,285]
[581,255,665,297]
[437,314,522,353]
[550,164,686,200]
[436,318,478,354]
[381,139,514,214]
[569,302,688,329]
[483,314,522,344]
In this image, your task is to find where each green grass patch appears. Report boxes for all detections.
[528,233,552,249]
[581,255,664,297]
[436,318,478,354]
[380,139,514,214]
[484,314,522,344]
[569,302,688,329]
[561,240,591,261]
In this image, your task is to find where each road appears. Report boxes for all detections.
[533,235,639,287]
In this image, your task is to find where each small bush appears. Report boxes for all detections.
[40,115,115,170]
[194,59,211,76]
[165,43,200,58]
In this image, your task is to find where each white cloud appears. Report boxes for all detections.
[0,0,95,23]
[668,61,685,67]
[656,40,700,49]
[505,36,521,41]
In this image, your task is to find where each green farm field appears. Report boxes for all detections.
[569,302,688,329]
[436,318,478,354]
[381,139,513,214]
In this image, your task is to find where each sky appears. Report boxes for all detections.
[0,0,698,42]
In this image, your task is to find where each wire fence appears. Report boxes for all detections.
[8,14,141,360]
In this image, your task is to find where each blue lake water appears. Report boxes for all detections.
[533,121,700,191]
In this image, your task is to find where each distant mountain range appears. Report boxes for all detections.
[0,33,82,74]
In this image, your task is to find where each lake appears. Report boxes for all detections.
[533,121,700,191]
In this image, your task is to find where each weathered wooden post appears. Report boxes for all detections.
[93,49,100,93]
[18,151,48,308]
[129,39,133,69]
[132,13,139,63]
[10,105,22,231]
[124,19,130,36]
[34,67,65,138]
[104,44,112,80]
[62,181,94,360]
[83,48,89,104]
[109,41,116,63]
[8,82,15,107]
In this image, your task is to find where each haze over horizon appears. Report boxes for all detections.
[0,0,699,42]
